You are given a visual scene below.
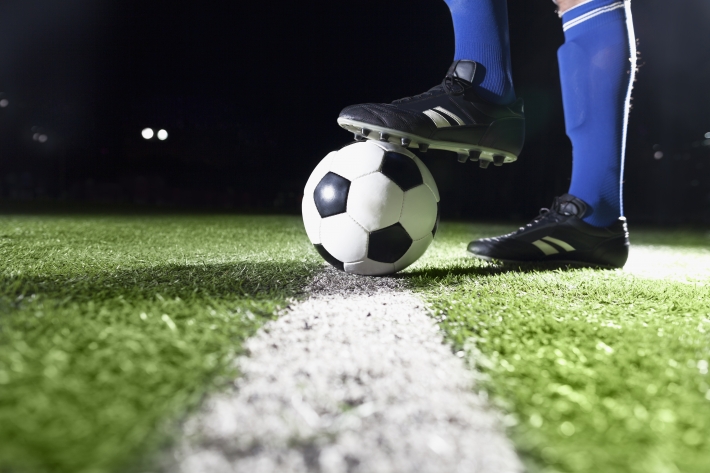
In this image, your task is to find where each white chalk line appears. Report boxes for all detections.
[169,268,522,473]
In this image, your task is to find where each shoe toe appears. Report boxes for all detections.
[339,103,387,126]
[339,103,426,132]
[467,239,493,256]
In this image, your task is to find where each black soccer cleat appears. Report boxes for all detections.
[338,60,525,167]
[467,194,629,268]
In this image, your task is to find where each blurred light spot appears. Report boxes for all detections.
[704,139,710,147]
[157,129,168,140]
[427,434,452,455]
[38,134,48,143]
[559,421,576,436]
[530,414,543,428]
[32,133,40,141]
[141,128,154,139]
[705,132,710,139]
[698,360,708,375]
[653,151,663,159]
[652,144,661,151]
[0,99,8,108]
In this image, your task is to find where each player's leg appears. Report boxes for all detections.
[467,0,636,268]
[337,0,525,168]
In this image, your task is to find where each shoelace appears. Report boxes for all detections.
[392,74,466,104]
[515,197,564,233]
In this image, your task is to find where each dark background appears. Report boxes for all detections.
[1,0,709,223]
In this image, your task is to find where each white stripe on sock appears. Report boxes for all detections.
[563,2,624,32]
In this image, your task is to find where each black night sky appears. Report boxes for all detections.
[1,0,710,223]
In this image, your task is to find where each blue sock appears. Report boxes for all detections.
[560,0,637,227]
[444,0,515,105]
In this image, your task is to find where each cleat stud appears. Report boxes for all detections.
[354,133,366,142]
[401,137,411,147]
[361,128,371,137]
[418,143,429,153]
[457,153,468,163]
[493,155,505,166]
[379,132,389,142]
[479,160,490,169]
[469,151,481,162]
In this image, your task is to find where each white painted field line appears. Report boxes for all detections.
[171,268,522,473]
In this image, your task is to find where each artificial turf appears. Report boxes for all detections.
[0,214,320,473]
[2,214,710,473]
[408,223,710,473]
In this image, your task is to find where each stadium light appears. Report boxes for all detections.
[705,132,710,139]
[141,128,154,139]
[157,129,168,140]
[0,99,8,108]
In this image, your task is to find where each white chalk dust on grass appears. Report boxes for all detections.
[170,268,522,473]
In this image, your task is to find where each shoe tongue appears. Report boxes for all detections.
[447,60,478,85]
[556,194,588,217]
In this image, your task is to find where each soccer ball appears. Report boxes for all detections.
[302,140,440,276]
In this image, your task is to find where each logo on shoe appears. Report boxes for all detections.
[422,106,465,128]
[532,237,576,256]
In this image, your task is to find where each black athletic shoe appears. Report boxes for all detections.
[467,194,629,268]
[338,60,525,168]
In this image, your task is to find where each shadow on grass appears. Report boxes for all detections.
[402,260,614,281]
[0,260,320,307]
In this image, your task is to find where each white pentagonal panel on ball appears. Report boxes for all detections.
[329,142,384,181]
[413,157,440,202]
[347,173,404,232]
[400,184,438,240]
[320,213,368,263]
[304,151,337,196]
[394,233,434,272]
[344,259,395,276]
[301,194,322,244]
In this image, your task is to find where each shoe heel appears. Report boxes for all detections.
[592,236,629,268]
[480,117,525,159]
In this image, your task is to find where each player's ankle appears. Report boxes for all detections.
[554,0,592,16]
[452,56,515,105]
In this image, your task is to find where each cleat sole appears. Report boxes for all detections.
[338,117,518,166]
[467,252,619,270]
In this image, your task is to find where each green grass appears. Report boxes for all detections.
[407,223,710,473]
[3,215,710,473]
[0,214,320,473]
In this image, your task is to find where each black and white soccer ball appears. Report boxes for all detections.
[302,141,440,276]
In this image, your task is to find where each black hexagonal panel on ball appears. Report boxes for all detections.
[380,152,423,191]
[368,223,413,263]
[314,172,350,218]
[313,244,344,271]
